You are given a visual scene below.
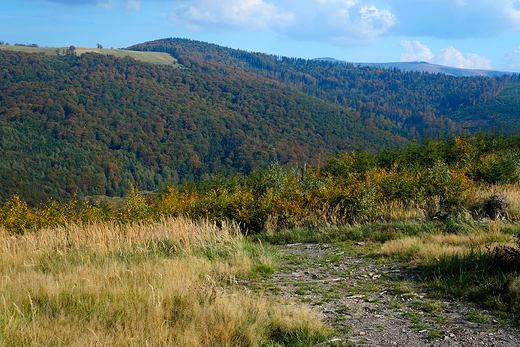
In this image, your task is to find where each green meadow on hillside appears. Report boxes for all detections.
[0,44,180,66]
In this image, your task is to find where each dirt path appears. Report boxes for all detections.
[245,242,520,346]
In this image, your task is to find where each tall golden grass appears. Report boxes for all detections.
[469,183,520,220]
[380,223,514,262]
[0,218,328,346]
[379,184,520,262]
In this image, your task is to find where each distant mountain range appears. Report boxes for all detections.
[316,58,513,77]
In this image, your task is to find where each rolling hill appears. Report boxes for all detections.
[0,47,406,204]
[2,37,520,204]
[128,38,520,134]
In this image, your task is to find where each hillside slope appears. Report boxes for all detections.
[129,38,520,136]
[4,37,520,204]
[0,49,406,204]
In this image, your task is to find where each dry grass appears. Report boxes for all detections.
[0,218,328,346]
[469,183,520,220]
[373,200,427,222]
[378,184,520,262]
[380,220,514,262]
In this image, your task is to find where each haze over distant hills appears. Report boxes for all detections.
[317,58,513,77]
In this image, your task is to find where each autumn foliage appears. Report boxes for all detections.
[3,133,519,234]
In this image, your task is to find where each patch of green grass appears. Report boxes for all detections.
[401,293,419,300]
[466,310,489,323]
[433,315,449,324]
[403,312,422,325]
[427,248,520,313]
[389,281,417,295]
[255,221,435,246]
[411,323,428,330]
[253,263,277,276]
[388,302,402,310]
[410,301,443,313]
[260,342,284,347]
[427,329,442,339]
[295,288,307,295]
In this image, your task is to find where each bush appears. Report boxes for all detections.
[483,194,510,220]
[472,151,520,184]
[419,161,474,209]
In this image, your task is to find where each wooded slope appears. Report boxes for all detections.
[0,49,404,203]
[129,38,520,136]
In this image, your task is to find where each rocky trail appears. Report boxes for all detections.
[243,242,520,346]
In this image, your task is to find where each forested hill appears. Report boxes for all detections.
[129,38,520,135]
[4,37,520,205]
[0,49,405,204]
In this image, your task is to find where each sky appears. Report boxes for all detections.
[3,0,520,72]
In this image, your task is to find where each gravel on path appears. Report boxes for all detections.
[243,242,520,346]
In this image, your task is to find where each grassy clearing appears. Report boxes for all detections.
[0,45,179,66]
[0,218,329,346]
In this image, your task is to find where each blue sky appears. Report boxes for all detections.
[3,0,520,71]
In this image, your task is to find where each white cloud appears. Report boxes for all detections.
[433,46,492,69]
[360,5,395,30]
[169,0,396,45]
[279,0,396,46]
[399,41,492,69]
[171,0,294,31]
[389,0,520,39]
[399,41,434,61]
[504,46,520,71]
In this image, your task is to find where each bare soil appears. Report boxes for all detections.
[243,242,520,346]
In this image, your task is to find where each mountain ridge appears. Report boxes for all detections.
[315,58,513,77]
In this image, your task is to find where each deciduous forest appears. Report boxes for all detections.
[2,38,520,204]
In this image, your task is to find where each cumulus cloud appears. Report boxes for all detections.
[433,47,492,69]
[171,0,294,31]
[169,0,396,45]
[388,0,520,39]
[399,41,434,62]
[399,41,492,69]
[504,46,520,71]
[287,0,396,46]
